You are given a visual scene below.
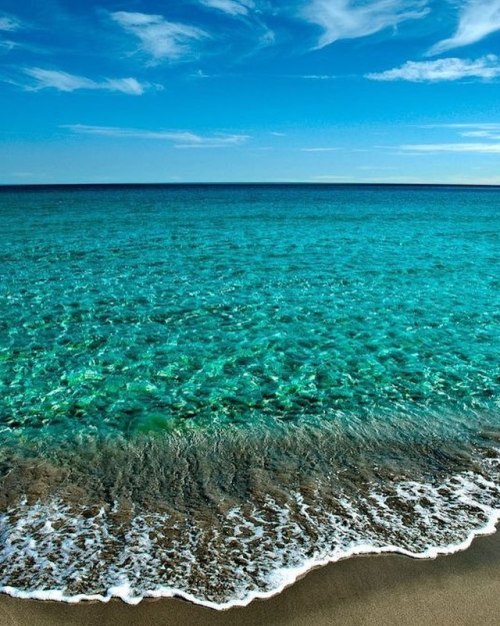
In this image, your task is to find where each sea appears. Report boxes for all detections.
[0,184,499,608]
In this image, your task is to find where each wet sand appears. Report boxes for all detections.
[0,530,498,626]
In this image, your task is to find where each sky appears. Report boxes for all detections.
[1,0,500,184]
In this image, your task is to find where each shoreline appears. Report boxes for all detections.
[1,444,498,609]
[0,487,498,610]
[1,529,499,625]
[1,519,499,609]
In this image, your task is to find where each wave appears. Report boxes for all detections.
[0,447,498,610]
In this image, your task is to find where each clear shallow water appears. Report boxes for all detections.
[0,184,499,607]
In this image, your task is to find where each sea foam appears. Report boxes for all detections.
[1,455,498,609]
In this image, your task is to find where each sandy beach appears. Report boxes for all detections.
[0,529,498,626]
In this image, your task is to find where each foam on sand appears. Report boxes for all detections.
[1,455,498,610]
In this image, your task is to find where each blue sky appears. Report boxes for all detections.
[1,0,500,183]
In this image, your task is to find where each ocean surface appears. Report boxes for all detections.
[0,184,499,608]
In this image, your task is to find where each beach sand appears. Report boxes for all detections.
[0,530,498,626]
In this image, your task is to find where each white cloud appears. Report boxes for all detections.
[300,74,337,79]
[429,0,500,55]
[460,131,500,139]
[0,40,17,51]
[302,0,429,48]
[367,55,500,82]
[396,122,500,152]
[421,123,500,130]
[0,15,22,32]
[199,0,255,16]
[111,11,208,61]
[400,143,500,153]
[63,124,250,147]
[24,68,150,95]
[419,123,500,140]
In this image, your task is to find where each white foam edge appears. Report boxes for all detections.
[0,508,498,611]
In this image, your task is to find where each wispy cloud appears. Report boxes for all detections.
[0,13,24,53]
[389,123,500,155]
[429,0,500,55]
[460,130,500,139]
[400,143,500,153]
[0,15,22,32]
[302,0,429,48]
[111,11,208,62]
[299,74,337,79]
[63,124,250,148]
[0,40,17,51]
[199,0,255,16]
[421,123,500,130]
[419,122,500,140]
[367,55,500,82]
[23,68,151,95]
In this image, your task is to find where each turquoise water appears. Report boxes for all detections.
[0,184,499,606]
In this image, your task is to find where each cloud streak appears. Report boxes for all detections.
[400,143,500,153]
[421,123,500,130]
[24,69,150,95]
[302,0,429,48]
[63,124,250,148]
[419,123,500,140]
[199,0,255,16]
[460,130,500,139]
[0,15,22,32]
[367,55,500,82]
[111,11,208,62]
[392,123,500,155]
[429,0,500,55]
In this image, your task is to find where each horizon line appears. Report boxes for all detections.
[2,182,500,189]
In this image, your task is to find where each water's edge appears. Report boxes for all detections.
[0,514,498,611]
[1,445,498,611]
